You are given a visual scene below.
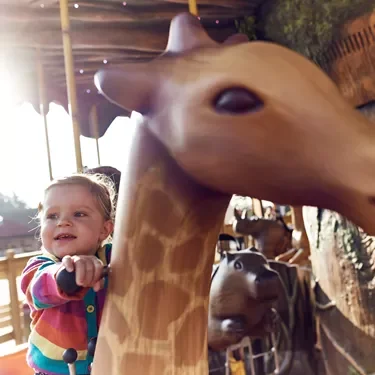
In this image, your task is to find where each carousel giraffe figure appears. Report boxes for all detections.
[91,12,375,375]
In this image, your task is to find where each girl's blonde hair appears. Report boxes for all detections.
[38,173,116,222]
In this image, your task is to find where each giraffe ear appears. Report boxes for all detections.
[94,64,160,114]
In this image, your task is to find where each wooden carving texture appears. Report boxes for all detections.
[91,12,375,375]
[304,206,375,374]
[319,11,375,107]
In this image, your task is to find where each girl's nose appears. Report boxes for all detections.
[57,217,72,227]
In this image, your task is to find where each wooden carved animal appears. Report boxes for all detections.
[233,208,293,259]
[233,207,311,265]
[304,207,375,374]
[208,250,295,375]
[208,250,282,351]
[91,12,375,375]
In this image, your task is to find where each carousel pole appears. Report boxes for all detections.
[36,49,53,181]
[59,0,83,173]
[188,0,198,15]
[91,105,101,166]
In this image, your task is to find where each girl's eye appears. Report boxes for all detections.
[74,212,87,217]
[46,213,57,220]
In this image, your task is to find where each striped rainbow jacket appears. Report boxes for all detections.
[20,244,111,375]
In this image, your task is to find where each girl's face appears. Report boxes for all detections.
[40,184,113,259]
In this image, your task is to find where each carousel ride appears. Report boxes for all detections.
[2,1,375,375]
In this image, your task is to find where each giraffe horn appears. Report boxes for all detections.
[165,12,218,53]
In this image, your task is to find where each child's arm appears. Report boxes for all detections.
[20,255,88,310]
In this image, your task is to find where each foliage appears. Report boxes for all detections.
[235,17,258,41]
[236,0,375,62]
[0,192,28,212]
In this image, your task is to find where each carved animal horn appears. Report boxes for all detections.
[94,12,218,113]
[94,65,159,114]
[166,12,217,53]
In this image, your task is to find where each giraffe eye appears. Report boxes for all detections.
[214,87,263,114]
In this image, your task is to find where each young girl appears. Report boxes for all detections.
[21,173,116,375]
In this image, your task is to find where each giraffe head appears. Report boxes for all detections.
[95,12,375,235]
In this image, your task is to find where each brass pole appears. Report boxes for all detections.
[188,0,198,15]
[91,105,101,166]
[36,49,53,181]
[59,0,83,172]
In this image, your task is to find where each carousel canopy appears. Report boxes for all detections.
[1,0,254,138]
[2,0,375,138]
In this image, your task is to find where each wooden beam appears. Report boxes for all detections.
[123,0,251,7]
[1,24,237,51]
[1,27,168,51]
[1,5,249,23]
[41,51,158,64]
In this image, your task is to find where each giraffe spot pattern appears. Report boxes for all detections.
[120,353,167,373]
[143,190,181,237]
[184,198,228,234]
[170,236,205,273]
[137,281,190,340]
[194,242,219,297]
[175,306,208,367]
[111,244,134,297]
[134,233,165,271]
[194,265,213,298]
[108,301,131,343]
[122,189,139,239]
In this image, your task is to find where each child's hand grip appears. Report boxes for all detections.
[56,266,109,295]
[56,268,83,295]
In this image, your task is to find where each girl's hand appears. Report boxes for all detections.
[60,255,106,292]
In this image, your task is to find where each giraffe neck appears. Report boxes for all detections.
[92,120,230,375]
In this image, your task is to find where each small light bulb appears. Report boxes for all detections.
[74,3,79,8]
[103,59,108,64]
[122,1,127,5]
[86,89,91,93]
[40,4,45,8]
[79,69,84,74]
[216,20,219,24]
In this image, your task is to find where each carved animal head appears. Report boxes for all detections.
[233,208,290,236]
[211,249,282,303]
[95,12,375,235]
[209,249,283,350]
[233,209,292,258]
